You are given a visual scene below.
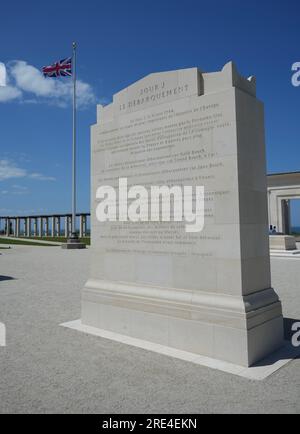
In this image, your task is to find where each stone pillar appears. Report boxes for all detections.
[12,219,16,236]
[56,217,61,237]
[84,216,87,237]
[268,189,278,230]
[79,215,83,238]
[282,199,291,235]
[39,217,43,237]
[16,218,20,237]
[27,218,31,237]
[69,216,73,236]
[64,216,69,238]
[45,218,49,236]
[33,218,37,237]
[6,218,9,236]
[80,215,87,238]
[51,217,55,237]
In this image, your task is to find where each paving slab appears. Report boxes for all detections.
[0,245,299,413]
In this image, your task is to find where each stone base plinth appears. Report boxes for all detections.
[81,280,283,367]
[61,320,300,380]
[269,235,297,251]
[62,238,86,249]
[270,250,300,258]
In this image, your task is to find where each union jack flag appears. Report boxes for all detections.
[42,57,72,77]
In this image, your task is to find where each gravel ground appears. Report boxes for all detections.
[0,245,299,414]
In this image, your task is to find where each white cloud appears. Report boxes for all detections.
[76,80,96,107]
[11,185,29,195]
[0,159,26,180]
[11,61,53,96]
[0,159,56,182]
[0,85,22,102]
[12,184,28,190]
[0,62,6,86]
[0,60,96,108]
[0,185,29,195]
[28,173,56,181]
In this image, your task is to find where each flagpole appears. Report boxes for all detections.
[71,41,76,238]
[61,42,85,249]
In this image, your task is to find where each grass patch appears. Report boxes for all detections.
[0,237,56,247]
[22,236,91,245]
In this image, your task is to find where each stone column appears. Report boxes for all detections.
[5,218,9,236]
[39,217,43,237]
[16,218,20,237]
[84,216,87,237]
[268,190,278,230]
[33,218,37,237]
[83,215,86,237]
[27,218,31,237]
[45,218,49,236]
[79,215,83,238]
[69,216,73,236]
[284,199,291,235]
[64,216,69,238]
[51,217,55,237]
[12,219,16,236]
[56,217,61,237]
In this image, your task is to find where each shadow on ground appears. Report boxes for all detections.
[253,318,300,367]
[284,317,300,341]
[0,275,15,282]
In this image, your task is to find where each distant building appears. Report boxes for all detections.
[267,171,300,234]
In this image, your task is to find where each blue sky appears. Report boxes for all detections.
[0,0,299,225]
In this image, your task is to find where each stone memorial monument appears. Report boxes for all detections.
[82,62,284,367]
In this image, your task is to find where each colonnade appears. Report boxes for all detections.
[0,213,89,238]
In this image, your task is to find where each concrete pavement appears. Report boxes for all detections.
[0,245,299,413]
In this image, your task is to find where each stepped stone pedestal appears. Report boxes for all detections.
[62,236,86,250]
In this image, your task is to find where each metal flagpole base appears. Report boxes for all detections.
[61,232,86,249]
